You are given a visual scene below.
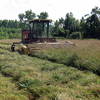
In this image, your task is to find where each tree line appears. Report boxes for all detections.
[0,7,100,39]
[0,11,49,39]
[18,7,100,39]
[0,20,21,39]
[52,7,100,39]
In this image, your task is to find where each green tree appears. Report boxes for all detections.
[25,10,36,21]
[18,13,25,23]
[38,12,48,19]
[64,12,80,33]
[80,17,86,38]
[85,7,100,38]
[1,20,8,28]
[18,10,36,29]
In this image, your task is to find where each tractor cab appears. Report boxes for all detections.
[22,19,56,43]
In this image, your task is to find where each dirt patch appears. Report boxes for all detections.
[0,39,21,44]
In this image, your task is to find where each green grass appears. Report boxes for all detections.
[0,40,100,100]
[31,40,100,75]
[0,74,28,100]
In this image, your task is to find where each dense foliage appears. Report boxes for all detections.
[0,28,21,39]
[0,20,21,39]
[52,7,100,39]
[0,7,100,39]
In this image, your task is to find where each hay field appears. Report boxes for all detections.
[0,39,100,100]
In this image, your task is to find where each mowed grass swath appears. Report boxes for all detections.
[31,39,100,75]
[0,40,100,100]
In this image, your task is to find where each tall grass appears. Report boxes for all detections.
[31,40,100,75]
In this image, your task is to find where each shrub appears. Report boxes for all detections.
[63,53,79,66]
[18,79,42,89]
[69,32,82,39]
[0,28,21,39]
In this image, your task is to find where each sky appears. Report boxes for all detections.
[0,0,100,21]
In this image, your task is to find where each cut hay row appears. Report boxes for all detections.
[30,39,100,75]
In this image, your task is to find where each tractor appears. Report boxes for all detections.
[11,19,56,54]
[11,19,75,54]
